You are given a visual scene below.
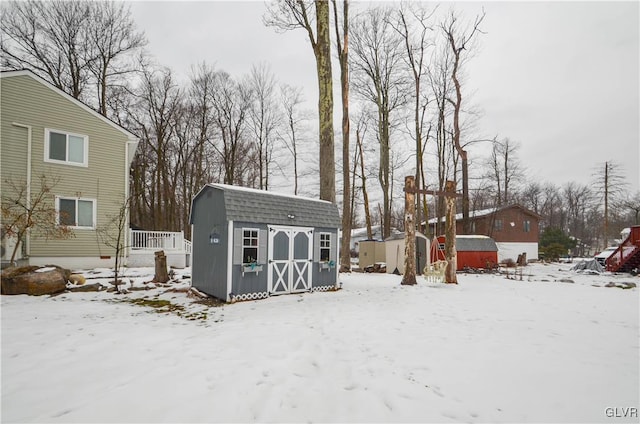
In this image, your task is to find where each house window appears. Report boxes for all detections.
[242,229,259,263]
[320,233,331,261]
[524,220,531,233]
[57,197,95,228]
[45,129,88,167]
[494,219,503,231]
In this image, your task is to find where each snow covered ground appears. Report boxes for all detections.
[2,262,638,423]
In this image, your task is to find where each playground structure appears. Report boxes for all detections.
[606,225,640,273]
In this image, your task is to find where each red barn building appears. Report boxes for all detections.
[431,235,499,270]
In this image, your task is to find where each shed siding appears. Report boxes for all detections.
[312,227,338,288]
[231,222,269,296]
[191,189,229,300]
[1,74,129,259]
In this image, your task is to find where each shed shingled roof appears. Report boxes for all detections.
[197,184,341,228]
[455,236,499,252]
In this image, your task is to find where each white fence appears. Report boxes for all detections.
[128,230,191,268]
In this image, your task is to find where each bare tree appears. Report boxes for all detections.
[2,0,145,115]
[393,3,436,231]
[486,137,524,205]
[129,65,182,231]
[209,72,255,185]
[97,197,130,289]
[1,0,92,99]
[594,161,628,249]
[1,175,74,264]
[331,0,352,272]
[279,84,309,195]
[265,0,335,203]
[562,182,594,255]
[623,191,640,225]
[248,63,280,190]
[351,6,407,239]
[426,41,456,235]
[86,1,146,116]
[355,112,373,240]
[441,9,485,233]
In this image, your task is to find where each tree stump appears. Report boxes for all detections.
[153,250,169,283]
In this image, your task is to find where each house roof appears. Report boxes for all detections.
[426,204,542,224]
[0,69,139,142]
[194,183,341,228]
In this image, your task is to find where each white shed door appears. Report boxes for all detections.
[268,226,313,295]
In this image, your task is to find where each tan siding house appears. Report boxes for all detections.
[1,70,139,269]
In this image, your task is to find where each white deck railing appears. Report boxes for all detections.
[130,230,185,252]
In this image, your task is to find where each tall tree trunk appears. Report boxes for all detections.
[444,180,458,284]
[357,129,373,240]
[333,0,351,272]
[401,176,417,285]
[315,0,335,203]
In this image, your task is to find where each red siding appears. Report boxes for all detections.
[431,236,498,270]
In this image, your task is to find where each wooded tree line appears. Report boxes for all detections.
[3,1,638,255]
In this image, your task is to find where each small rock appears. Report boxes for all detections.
[68,274,86,285]
[558,278,575,284]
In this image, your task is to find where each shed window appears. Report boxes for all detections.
[242,229,259,263]
[493,219,503,231]
[320,233,331,261]
[45,129,88,167]
[523,220,531,233]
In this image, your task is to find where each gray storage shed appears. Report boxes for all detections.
[190,184,341,302]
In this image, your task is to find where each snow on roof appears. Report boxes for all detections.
[425,204,541,225]
[351,225,381,238]
[426,207,496,224]
[209,183,331,205]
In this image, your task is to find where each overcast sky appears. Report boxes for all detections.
[129,1,639,195]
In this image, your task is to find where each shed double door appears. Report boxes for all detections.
[268,226,313,295]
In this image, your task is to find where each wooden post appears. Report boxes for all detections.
[444,180,458,284]
[403,176,462,285]
[153,250,169,283]
[401,176,417,285]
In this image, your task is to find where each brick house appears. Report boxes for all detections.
[427,204,541,263]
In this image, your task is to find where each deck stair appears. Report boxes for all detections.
[606,226,640,273]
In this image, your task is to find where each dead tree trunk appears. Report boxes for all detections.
[154,250,169,283]
[444,180,458,284]
[401,176,417,285]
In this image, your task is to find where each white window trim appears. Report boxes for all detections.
[319,232,331,261]
[242,227,260,264]
[55,196,97,229]
[44,128,89,167]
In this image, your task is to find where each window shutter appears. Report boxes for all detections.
[330,232,337,262]
[313,232,320,261]
[233,228,242,265]
[258,229,267,264]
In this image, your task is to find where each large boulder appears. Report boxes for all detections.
[1,266,70,295]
